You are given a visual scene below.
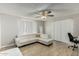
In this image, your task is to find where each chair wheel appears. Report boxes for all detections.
[68,46,70,48]
[72,48,74,51]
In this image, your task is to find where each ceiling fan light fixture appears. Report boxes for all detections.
[41,16,47,19]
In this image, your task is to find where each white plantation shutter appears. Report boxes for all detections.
[53,19,73,43]
[18,20,37,35]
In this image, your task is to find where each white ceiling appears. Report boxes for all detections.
[0,3,79,20]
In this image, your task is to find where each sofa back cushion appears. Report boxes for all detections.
[17,33,36,38]
[40,34,48,39]
[16,33,48,42]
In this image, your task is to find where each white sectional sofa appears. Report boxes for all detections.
[15,33,53,47]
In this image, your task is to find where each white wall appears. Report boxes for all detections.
[45,21,53,38]
[0,16,1,48]
[0,14,19,48]
[73,18,79,36]
[36,21,45,34]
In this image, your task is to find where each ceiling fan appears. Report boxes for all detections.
[27,4,54,20]
[34,10,54,19]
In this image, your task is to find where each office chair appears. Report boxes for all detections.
[68,33,79,51]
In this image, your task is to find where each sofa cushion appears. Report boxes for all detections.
[17,34,36,38]
[40,34,48,39]
[16,38,37,44]
[38,39,53,45]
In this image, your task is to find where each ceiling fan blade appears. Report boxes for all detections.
[28,4,52,15]
[34,15,41,18]
[48,15,54,17]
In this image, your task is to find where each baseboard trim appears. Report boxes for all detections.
[54,40,71,45]
[0,43,15,49]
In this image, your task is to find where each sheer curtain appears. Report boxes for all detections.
[18,20,37,35]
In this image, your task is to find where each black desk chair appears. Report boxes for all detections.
[68,33,79,51]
